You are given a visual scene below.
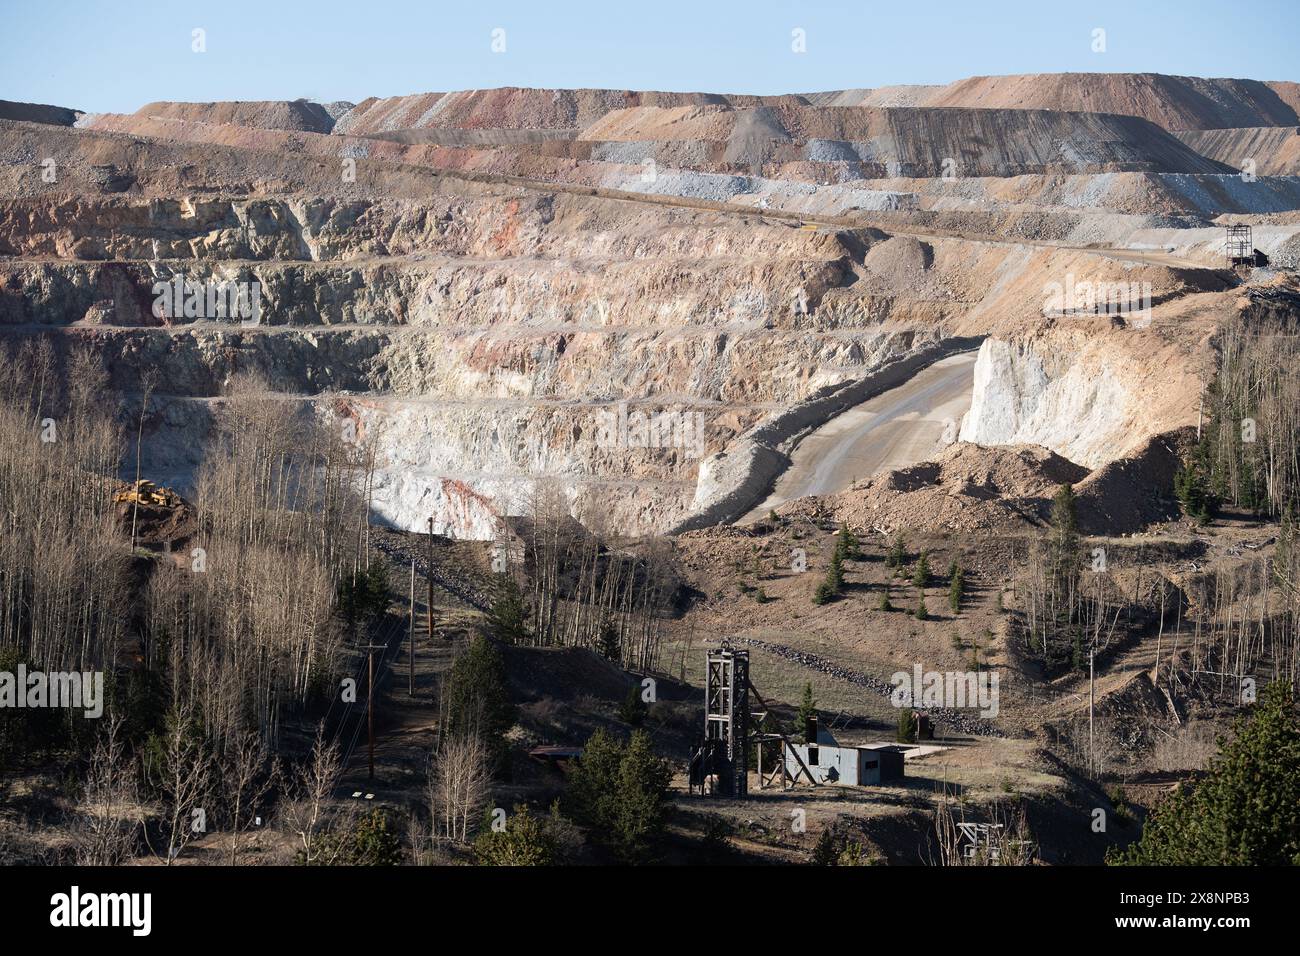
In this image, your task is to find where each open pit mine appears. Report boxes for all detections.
[4,62,1300,883]
[4,76,1296,539]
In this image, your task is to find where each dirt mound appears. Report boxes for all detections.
[505,644,636,704]
[1269,81,1300,118]
[862,235,934,285]
[926,74,1300,131]
[775,432,1182,538]
[779,443,1089,534]
[1075,431,1184,535]
[131,99,342,133]
[333,88,803,136]
[0,100,82,126]
[112,495,197,547]
[1174,126,1300,176]
[503,645,698,757]
[801,85,941,107]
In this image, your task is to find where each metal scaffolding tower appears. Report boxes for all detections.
[701,645,749,797]
[1226,224,1253,271]
[689,642,818,797]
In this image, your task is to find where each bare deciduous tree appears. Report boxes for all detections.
[145,697,214,865]
[222,731,278,865]
[72,718,140,866]
[426,732,490,844]
[281,724,342,865]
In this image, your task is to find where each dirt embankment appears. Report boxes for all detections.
[127,99,349,134]
[1174,126,1300,176]
[772,427,1185,539]
[579,105,1233,176]
[674,337,986,533]
[0,100,82,126]
[332,88,805,136]
[925,73,1300,131]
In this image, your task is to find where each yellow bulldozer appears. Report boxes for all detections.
[113,479,182,509]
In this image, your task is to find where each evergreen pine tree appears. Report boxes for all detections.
[442,635,516,759]
[596,616,621,664]
[887,532,908,572]
[912,550,930,588]
[472,804,557,866]
[797,682,817,739]
[1051,484,1080,556]
[810,825,839,865]
[1110,683,1300,865]
[486,577,529,645]
[897,708,918,744]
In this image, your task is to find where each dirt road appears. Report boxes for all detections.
[745,351,977,518]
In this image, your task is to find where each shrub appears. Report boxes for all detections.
[473,804,558,866]
[618,685,647,726]
[813,579,835,605]
[302,808,403,866]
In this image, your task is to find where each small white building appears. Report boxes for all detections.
[784,723,906,786]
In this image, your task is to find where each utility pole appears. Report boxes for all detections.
[408,559,416,697]
[1088,636,1096,776]
[363,641,388,780]
[426,516,436,648]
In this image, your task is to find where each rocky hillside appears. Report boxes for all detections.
[579,104,1234,176]
[2,71,1298,539]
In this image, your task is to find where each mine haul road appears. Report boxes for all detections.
[743,350,978,520]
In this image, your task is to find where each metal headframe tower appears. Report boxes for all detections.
[689,642,819,797]
[1226,224,1253,271]
[702,644,750,798]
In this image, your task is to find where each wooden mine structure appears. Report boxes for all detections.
[689,643,817,797]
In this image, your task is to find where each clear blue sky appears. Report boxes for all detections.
[2,0,1297,113]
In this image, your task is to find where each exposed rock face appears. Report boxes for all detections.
[676,337,984,531]
[959,322,1210,468]
[0,186,952,536]
[579,105,1233,176]
[332,88,802,136]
